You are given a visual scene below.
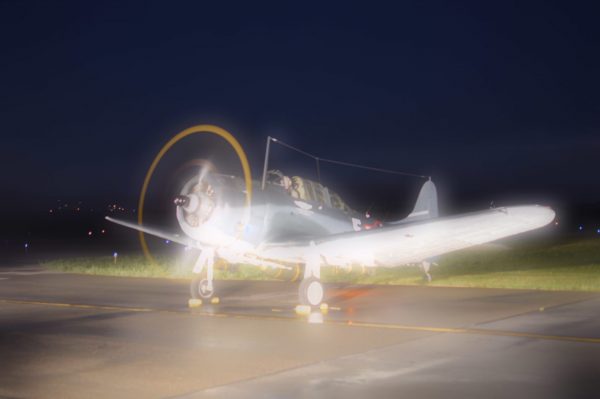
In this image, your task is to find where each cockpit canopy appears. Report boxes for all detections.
[266,170,353,214]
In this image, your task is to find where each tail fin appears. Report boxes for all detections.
[392,180,438,224]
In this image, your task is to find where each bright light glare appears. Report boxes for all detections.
[308,312,323,324]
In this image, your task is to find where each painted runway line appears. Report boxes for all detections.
[2,297,599,345]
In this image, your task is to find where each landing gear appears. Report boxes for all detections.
[298,276,324,306]
[296,241,326,314]
[189,247,219,307]
[190,276,215,300]
[421,260,432,283]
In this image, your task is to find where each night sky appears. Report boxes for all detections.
[1,1,599,233]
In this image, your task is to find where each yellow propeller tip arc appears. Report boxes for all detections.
[137,125,252,265]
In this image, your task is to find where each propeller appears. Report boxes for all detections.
[197,160,211,185]
[174,159,218,229]
[171,160,220,291]
[134,124,253,282]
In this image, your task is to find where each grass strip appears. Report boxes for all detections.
[43,238,600,292]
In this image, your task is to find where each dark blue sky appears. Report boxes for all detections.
[1,1,599,217]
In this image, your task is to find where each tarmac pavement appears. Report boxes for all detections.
[0,265,599,398]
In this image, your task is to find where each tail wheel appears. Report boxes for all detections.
[298,277,324,306]
[190,276,215,300]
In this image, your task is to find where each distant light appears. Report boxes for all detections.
[87,231,92,236]
[579,225,583,231]
[165,240,170,244]
[113,252,118,257]
[24,243,29,249]
[597,228,600,235]
[101,229,106,234]
[554,221,559,226]
[49,209,53,214]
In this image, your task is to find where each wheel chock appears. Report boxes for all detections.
[188,298,203,308]
[210,297,220,305]
[295,305,311,315]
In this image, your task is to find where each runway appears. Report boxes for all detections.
[1,266,599,398]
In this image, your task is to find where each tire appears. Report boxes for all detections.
[190,276,215,300]
[298,277,324,306]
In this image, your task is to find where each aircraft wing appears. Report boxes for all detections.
[105,216,201,248]
[106,216,292,270]
[257,205,556,267]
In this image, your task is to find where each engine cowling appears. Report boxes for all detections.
[174,171,251,249]
[175,172,221,239]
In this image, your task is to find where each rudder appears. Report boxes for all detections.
[392,179,438,224]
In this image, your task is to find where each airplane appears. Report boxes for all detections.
[107,137,556,311]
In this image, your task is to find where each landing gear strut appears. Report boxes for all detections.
[420,260,432,283]
[189,247,219,306]
[296,241,325,313]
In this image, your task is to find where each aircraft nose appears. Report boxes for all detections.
[173,195,190,207]
[175,194,201,213]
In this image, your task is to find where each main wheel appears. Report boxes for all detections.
[298,277,324,306]
[190,276,215,300]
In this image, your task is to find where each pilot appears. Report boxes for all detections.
[282,175,292,192]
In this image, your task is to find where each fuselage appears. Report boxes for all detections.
[248,180,362,244]
[177,173,371,248]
